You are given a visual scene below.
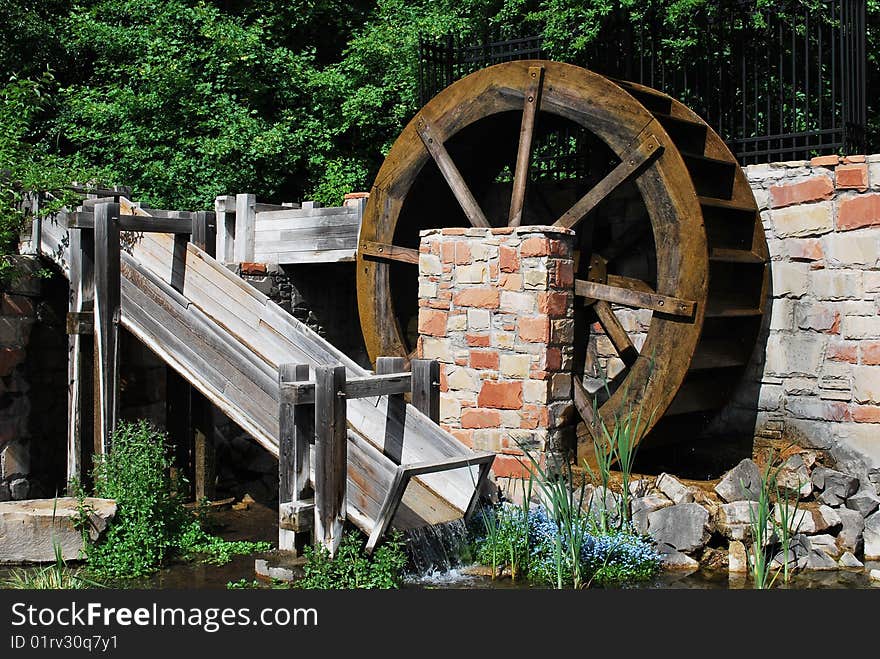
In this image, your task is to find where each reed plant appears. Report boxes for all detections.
[745,454,780,589]
[773,474,803,585]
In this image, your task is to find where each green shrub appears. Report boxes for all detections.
[81,420,269,579]
[298,531,407,589]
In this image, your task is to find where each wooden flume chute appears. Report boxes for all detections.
[356,60,768,456]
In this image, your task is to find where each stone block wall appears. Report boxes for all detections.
[416,226,576,479]
[746,154,880,488]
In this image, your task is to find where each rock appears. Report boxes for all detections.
[715,459,761,503]
[728,540,749,573]
[870,569,880,583]
[699,547,728,570]
[715,501,759,541]
[776,455,812,499]
[803,548,838,571]
[630,494,673,534]
[846,488,880,518]
[838,551,864,568]
[242,493,256,504]
[808,534,841,558]
[628,479,651,498]
[774,504,841,535]
[656,473,694,504]
[0,482,9,502]
[659,548,699,570]
[584,486,621,524]
[0,497,116,563]
[864,510,880,560]
[836,508,865,555]
[647,503,711,553]
[9,478,29,500]
[811,466,859,505]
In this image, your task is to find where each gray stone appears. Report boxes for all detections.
[656,473,694,504]
[864,510,880,560]
[846,488,880,518]
[836,508,865,555]
[630,494,673,534]
[647,503,711,553]
[803,548,839,571]
[584,486,621,525]
[715,459,762,503]
[774,504,841,535]
[660,549,699,571]
[9,478,29,500]
[715,500,759,541]
[838,551,864,568]
[811,466,860,502]
[870,569,880,582]
[776,455,812,499]
[808,534,841,558]
[728,540,749,574]
[1,441,30,479]
[0,482,9,502]
[0,497,116,563]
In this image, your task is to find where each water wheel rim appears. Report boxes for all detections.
[357,60,708,444]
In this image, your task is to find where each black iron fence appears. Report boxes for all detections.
[418,0,868,164]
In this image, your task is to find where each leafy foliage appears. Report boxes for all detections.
[81,420,268,580]
[298,531,408,589]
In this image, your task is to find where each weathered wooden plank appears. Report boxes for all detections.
[69,212,193,234]
[574,278,695,317]
[191,211,216,258]
[93,202,121,455]
[254,236,357,253]
[254,214,359,233]
[281,371,412,405]
[358,240,419,265]
[66,227,94,486]
[192,392,215,502]
[554,133,663,230]
[416,119,490,228]
[508,65,544,227]
[214,195,235,264]
[66,311,94,335]
[279,363,312,554]
[377,357,407,464]
[233,193,256,263]
[254,249,357,264]
[314,365,347,556]
[410,359,440,424]
[256,206,358,221]
[365,467,409,553]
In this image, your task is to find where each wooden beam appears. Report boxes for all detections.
[214,195,235,264]
[68,212,193,234]
[359,240,419,265]
[508,65,544,227]
[410,358,440,424]
[365,467,409,554]
[66,311,94,335]
[377,356,407,464]
[593,300,639,367]
[279,363,312,554]
[281,371,413,405]
[93,202,121,455]
[314,365,347,557]
[233,193,256,263]
[192,395,215,502]
[554,133,662,230]
[575,278,696,317]
[416,119,490,228]
[66,227,95,488]
[191,211,217,257]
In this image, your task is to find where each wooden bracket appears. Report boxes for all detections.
[359,240,419,265]
[66,311,94,335]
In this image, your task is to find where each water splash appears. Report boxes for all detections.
[402,518,471,576]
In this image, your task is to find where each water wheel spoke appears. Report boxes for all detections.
[508,65,545,227]
[606,274,654,295]
[360,240,419,264]
[554,133,663,231]
[576,278,695,317]
[593,300,639,367]
[572,376,602,442]
[416,119,490,228]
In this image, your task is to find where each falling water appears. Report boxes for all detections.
[402,518,472,579]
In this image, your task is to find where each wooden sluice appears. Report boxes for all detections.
[36,197,494,557]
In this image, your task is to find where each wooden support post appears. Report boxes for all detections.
[214,195,235,265]
[233,193,256,264]
[166,369,193,496]
[191,211,217,257]
[93,202,120,456]
[410,358,440,424]
[376,356,406,463]
[314,365,347,557]
[66,226,95,488]
[279,363,313,553]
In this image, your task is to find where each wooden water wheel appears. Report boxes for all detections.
[356,60,768,457]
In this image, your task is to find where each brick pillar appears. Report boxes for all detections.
[417,226,576,481]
